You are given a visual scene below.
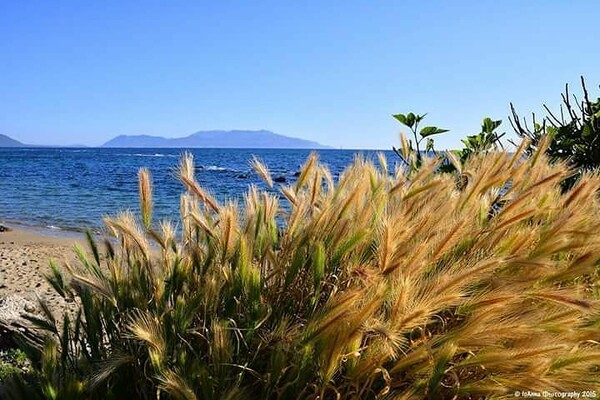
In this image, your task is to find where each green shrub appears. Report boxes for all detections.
[391,113,505,175]
[10,141,600,399]
[510,77,600,188]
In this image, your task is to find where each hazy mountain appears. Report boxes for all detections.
[0,134,24,147]
[102,130,330,149]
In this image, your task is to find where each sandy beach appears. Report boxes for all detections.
[0,227,88,394]
[0,226,85,321]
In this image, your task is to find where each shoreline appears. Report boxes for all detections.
[0,221,93,241]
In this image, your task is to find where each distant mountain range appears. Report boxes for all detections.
[0,134,24,147]
[102,130,330,149]
[0,134,86,148]
[0,130,331,149]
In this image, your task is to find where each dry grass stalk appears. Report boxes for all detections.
[11,141,600,400]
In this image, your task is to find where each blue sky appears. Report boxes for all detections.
[1,1,598,149]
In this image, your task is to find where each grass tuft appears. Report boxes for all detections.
[9,143,600,399]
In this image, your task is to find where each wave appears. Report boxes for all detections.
[122,153,178,158]
[197,165,236,172]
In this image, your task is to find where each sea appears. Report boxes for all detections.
[0,148,396,236]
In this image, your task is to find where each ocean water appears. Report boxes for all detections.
[0,148,396,234]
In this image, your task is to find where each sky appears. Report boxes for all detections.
[1,1,599,149]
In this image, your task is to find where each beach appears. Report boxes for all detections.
[0,226,84,322]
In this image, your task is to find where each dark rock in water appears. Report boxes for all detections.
[293,171,301,177]
[0,225,10,233]
[273,176,286,183]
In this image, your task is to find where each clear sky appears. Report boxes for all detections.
[1,1,598,149]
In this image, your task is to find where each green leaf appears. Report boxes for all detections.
[461,135,481,150]
[392,114,407,125]
[406,113,416,128]
[482,117,502,133]
[420,126,449,137]
[86,230,100,266]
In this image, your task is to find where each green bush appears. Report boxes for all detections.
[391,113,505,175]
[9,143,600,399]
[510,77,600,187]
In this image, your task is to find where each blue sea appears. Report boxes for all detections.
[0,148,396,235]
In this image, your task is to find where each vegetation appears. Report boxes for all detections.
[454,117,505,161]
[392,113,505,175]
[394,77,600,181]
[0,349,28,385]
[510,77,600,188]
[392,112,448,169]
[6,137,600,399]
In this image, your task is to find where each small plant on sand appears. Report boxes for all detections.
[8,139,600,399]
[0,349,28,382]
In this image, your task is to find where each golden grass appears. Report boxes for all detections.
[11,138,600,399]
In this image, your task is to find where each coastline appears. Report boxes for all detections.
[0,223,88,244]
[0,220,96,240]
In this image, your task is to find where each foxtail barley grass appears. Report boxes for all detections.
[9,139,600,399]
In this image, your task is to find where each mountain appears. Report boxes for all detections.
[0,134,24,147]
[102,130,330,149]
[102,134,171,148]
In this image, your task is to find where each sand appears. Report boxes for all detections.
[0,227,88,393]
[0,226,86,322]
